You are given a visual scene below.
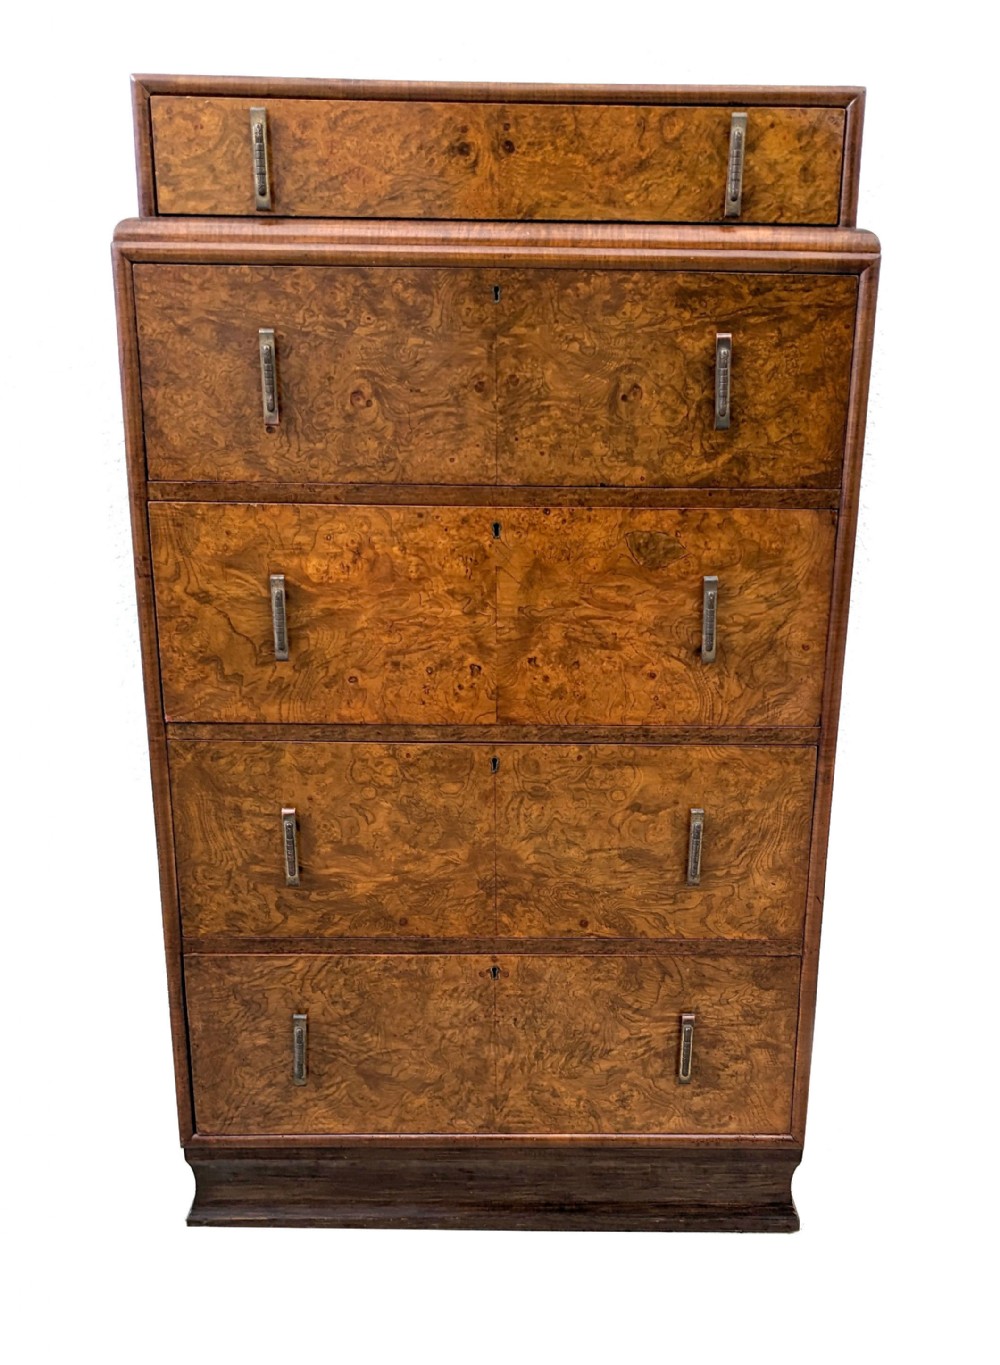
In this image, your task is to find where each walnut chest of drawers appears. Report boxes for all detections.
[114,76,879,1230]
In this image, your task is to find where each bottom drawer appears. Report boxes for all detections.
[185,953,799,1136]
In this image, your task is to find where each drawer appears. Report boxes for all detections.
[149,95,847,224]
[186,954,495,1135]
[151,505,834,726]
[134,265,496,484]
[135,264,855,489]
[498,270,856,488]
[497,508,835,727]
[185,952,798,1135]
[149,503,497,725]
[170,741,495,938]
[497,744,817,940]
[170,739,815,942]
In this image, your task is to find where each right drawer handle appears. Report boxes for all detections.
[714,332,732,430]
[678,1012,696,1084]
[258,327,280,427]
[269,573,289,661]
[292,1012,308,1086]
[701,575,719,663]
[686,808,705,886]
[250,106,272,211]
[723,112,747,218]
[281,807,300,886]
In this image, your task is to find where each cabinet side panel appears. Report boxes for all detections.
[113,248,193,1140]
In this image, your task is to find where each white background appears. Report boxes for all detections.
[4,3,996,1361]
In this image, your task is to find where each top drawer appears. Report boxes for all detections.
[137,80,863,225]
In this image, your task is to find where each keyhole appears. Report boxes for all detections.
[492,521,502,540]
[492,285,501,302]
[489,965,501,980]
[490,755,499,774]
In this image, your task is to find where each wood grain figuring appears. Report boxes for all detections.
[185,955,495,1134]
[149,503,496,724]
[496,508,836,726]
[498,104,845,224]
[170,741,494,938]
[115,216,882,273]
[498,271,856,487]
[186,953,798,1136]
[149,96,844,224]
[151,97,499,218]
[495,954,799,1134]
[496,745,817,939]
[133,264,495,484]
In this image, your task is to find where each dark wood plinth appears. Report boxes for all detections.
[186,1145,801,1231]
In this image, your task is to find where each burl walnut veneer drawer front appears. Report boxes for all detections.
[150,504,834,726]
[170,741,816,941]
[134,264,855,488]
[150,96,846,224]
[185,953,799,1135]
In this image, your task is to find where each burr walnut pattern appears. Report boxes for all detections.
[134,264,497,484]
[185,953,799,1135]
[149,96,845,224]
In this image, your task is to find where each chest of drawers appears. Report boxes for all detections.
[114,76,878,1229]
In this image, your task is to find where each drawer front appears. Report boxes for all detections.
[494,954,799,1134]
[497,508,835,726]
[150,503,496,724]
[186,954,496,1135]
[170,741,495,938]
[152,505,832,726]
[134,265,496,484]
[150,96,845,224]
[498,271,856,488]
[135,264,853,489]
[186,953,797,1135]
[497,745,817,939]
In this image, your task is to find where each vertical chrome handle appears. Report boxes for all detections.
[269,573,289,661]
[678,1013,696,1084]
[723,112,747,218]
[281,807,300,886]
[701,575,719,663]
[715,332,732,430]
[259,327,279,427]
[686,808,705,886]
[250,107,272,211]
[292,1013,308,1085]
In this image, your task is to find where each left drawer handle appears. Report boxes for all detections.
[259,327,280,427]
[715,332,732,430]
[250,106,272,211]
[686,808,705,886]
[269,573,289,661]
[678,1012,696,1084]
[292,1013,308,1085]
[723,111,747,218]
[281,807,300,886]
[701,575,719,664]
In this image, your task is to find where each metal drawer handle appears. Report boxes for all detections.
[686,808,705,886]
[250,107,272,211]
[281,807,300,886]
[678,1013,696,1084]
[723,112,747,218]
[715,332,732,430]
[269,573,289,661]
[292,1013,308,1085]
[259,327,279,427]
[701,575,719,663]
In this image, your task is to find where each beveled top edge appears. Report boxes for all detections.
[112,216,881,261]
[132,74,865,107]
